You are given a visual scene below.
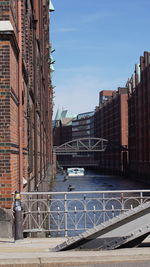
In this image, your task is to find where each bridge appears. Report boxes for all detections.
[54,137,128,167]
[57,160,100,167]
[19,189,150,250]
[54,137,108,155]
[54,138,128,155]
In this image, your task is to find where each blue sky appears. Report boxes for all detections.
[51,0,150,117]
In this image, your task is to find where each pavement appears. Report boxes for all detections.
[0,236,150,266]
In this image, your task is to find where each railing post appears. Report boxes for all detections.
[140,191,143,204]
[93,205,96,227]
[74,206,77,230]
[64,194,68,237]
[121,193,124,214]
[83,194,86,229]
[57,207,60,231]
[13,190,23,240]
[111,205,114,218]
[102,193,106,222]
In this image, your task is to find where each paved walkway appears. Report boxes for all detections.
[0,237,150,266]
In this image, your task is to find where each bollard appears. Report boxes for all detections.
[13,190,23,240]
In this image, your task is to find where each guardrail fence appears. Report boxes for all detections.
[19,190,150,237]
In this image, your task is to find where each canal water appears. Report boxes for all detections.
[49,170,150,237]
[51,169,150,192]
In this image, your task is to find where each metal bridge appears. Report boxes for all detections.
[54,138,108,155]
[20,189,150,250]
[57,160,100,167]
[54,137,128,155]
[54,137,128,167]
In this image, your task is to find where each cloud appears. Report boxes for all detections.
[57,66,102,74]
[55,27,78,33]
[54,41,104,51]
[81,11,115,23]
[53,38,135,52]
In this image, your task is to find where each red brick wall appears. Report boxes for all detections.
[94,88,128,173]
[0,38,12,207]
[120,94,128,146]
[128,52,150,182]
[0,0,54,207]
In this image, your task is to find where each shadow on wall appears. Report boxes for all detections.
[0,208,14,239]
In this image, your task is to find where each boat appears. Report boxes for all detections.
[67,167,85,177]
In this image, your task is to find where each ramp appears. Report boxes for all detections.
[53,201,150,251]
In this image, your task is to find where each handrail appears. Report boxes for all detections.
[19,190,150,237]
[20,189,150,195]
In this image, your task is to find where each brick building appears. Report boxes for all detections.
[53,120,72,146]
[53,109,76,146]
[71,111,95,166]
[127,51,150,183]
[99,90,114,105]
[94,88,128,173]
[53,109,74,167]
[0,0,54,208]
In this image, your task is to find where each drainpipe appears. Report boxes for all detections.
[17,0,23,191]
[33,18,38,191]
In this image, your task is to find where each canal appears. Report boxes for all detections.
[51,169,150,192]
[48,170,150,237]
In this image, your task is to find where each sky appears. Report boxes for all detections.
[51,0,150,117]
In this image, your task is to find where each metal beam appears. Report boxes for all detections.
[53,201,150,251]
[54,138,108,155]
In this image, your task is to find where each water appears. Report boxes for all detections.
[49,170,150,237]
[51,169,149,192]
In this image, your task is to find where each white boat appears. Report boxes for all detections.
[67,167,85,177]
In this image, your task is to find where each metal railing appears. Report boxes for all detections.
[20,190,150,237]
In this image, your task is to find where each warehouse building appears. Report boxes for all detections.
[0,0,54,209]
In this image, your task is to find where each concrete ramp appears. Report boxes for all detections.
[53,201,150,251]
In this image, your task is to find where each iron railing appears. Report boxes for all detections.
[19,190,150,237]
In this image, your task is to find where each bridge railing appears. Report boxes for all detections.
[20,190,150,237]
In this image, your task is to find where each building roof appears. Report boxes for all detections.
[54,108,76,126]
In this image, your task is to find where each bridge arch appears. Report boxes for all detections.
[54,137,108,155]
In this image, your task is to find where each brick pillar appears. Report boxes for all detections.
[0,40,12,208]
[0,30,19,208]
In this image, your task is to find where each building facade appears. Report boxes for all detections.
[127,51,150,183]
[72,111,94,140]
[53,109,75,146]
[99,90,114,105]
[94,88,128,173]
[0,0,54,208]
[53,109,75,167]
[71,111,95,166]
